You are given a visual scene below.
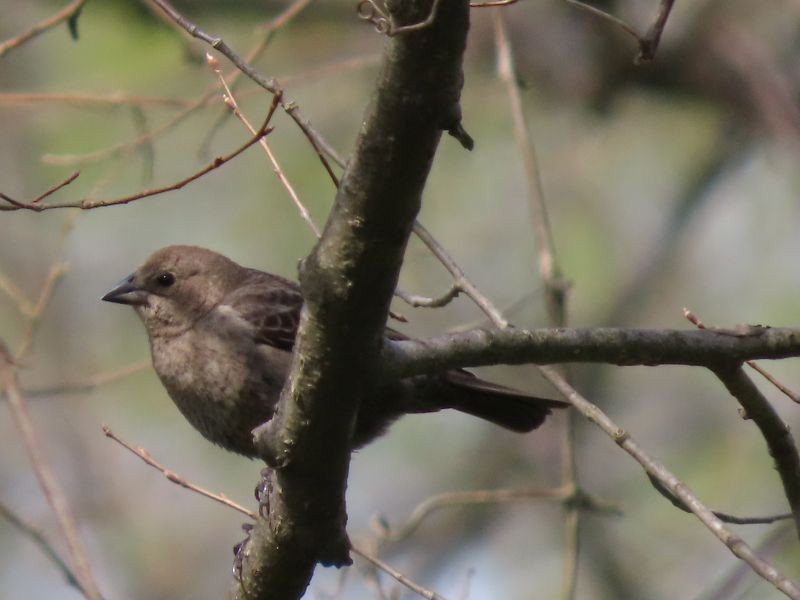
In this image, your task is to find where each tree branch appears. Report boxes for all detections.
[233,1,472,598]
[712,365,800,538]
[385,326,800,378]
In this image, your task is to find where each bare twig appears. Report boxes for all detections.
[40,96,214,166]
[1,172,79,209]
[0,500,84,595]
[15,262,69,361]
[147,0,341,185]
[197,0,316,158]
[0,91,195,109]
[1,112,273,212]
[700,525,794,600]
[564,0,675,62]
[394,284,461,309]
[0,0,89,58]
[564,0,640,42]
[711,365,800,539]
[646,473,793,525]
[40,12,285,169]
[351,546,449,600]
[206,54,322,238]
[470,0,518,6]
[412,222,509,327]
[494,13,579,598]
[0,344,104,600]
[102,425,256,519]
[36,172,81,203]
[373,486,619,543]
[257,0,314,32]
[0,270,35,317]
[493,12,566,322]
[638,0,676,62]
[357,0,444,36]
[539,366,800,599]
[684,309,800,404]
[24,360,151,399]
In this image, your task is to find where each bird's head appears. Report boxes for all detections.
[102,245,245,338]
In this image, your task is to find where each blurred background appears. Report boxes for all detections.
[2,0,800,598]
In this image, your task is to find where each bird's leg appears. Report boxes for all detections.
[255,466,273,517]
[232,522,253,583]
[232,468,273,581]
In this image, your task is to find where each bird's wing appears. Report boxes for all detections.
[223,271,417,351]
[223,270,303,351]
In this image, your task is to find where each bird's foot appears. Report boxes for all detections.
[255,466,272,518]
[232,522,254,583]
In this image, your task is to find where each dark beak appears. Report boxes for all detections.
[102,275,148,306]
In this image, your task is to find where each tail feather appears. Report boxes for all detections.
[443,370,568,432]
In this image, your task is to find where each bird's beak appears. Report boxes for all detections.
[102,275,148,306]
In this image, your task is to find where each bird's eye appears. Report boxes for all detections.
[156,272,175,287]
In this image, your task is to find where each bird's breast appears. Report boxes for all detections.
[148,322,281,456]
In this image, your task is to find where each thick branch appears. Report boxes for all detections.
[233,1,471,598]
[385,326,800,377]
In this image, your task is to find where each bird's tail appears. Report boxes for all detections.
[407,370,568,433]
[439,370,567,432]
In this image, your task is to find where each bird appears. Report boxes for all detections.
[102,245,566,457]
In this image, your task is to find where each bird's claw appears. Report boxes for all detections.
[255,467,272,518]
[232,522,254,582]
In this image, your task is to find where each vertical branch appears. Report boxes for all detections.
[493,10,578,598]
[236,1,473,597]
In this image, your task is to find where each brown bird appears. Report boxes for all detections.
[102,246,565,457]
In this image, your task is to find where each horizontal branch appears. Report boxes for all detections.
[385,326,800,377]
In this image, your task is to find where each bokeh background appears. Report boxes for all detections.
[2,0,800,598]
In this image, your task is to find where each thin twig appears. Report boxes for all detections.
[148,0,341,185]
[638,0,676,62]
[412,222,509,327]
[0,270,35,317]
[493,12,566,323]
[699,525,794,600]
[40,95,214,166]
[40,13,285,169]
[102,425,256,519]
[34,172,80,203]
[206,54,322,238]
[494,13,579,598]
[394,284,461,309]
[0,91,195,109]
[24,360,151,399]
[357,0,444,36]
[684,308,800,404]
[711,365,800,539]
[15,262,69,361]
[373,486,619,543]
[470,0,518,6]
[197,0,316,158]
[257,0,314,32]
[0,500,84,595]
[564,0,640,41]
[0,344,104,600]
[0,0,89,58]
[539,366,800,600]
[351,546,449,600]
[564,0,675,62]
[646,473,793,525]
[1,113,273,211]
